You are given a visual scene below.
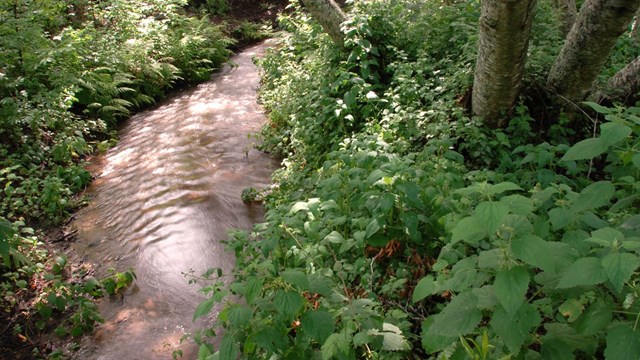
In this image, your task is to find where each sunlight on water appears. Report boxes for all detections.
[69,40,278,359]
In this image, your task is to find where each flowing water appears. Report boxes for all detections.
[69,41,278,359]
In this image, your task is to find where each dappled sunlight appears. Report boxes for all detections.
[70,41,278,359]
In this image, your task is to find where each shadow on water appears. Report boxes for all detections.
[69,40,279,359]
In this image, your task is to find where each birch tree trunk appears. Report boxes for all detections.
[299,0,346,46]
[554,0,577,36]
[546,0,640,102]
[472,0,536,128]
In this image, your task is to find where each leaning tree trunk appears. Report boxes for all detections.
[299,0,346,46]
[610,56,640,94]
[546,0,640,103]
[472,0,537,128]
[554,0,577,36]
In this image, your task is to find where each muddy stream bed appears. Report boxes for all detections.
[67,41,278,359]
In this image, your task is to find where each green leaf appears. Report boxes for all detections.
[583,101,612,114]
[511,235,575,273]
[281,269,310,290]
[489,182,522,195]
[549,207,573,231]
[475,201,509,234]
[274,290,304,319]
[541,339,574,360]
[557,257,606,289]
[428,291,482,337]
[324,230,344,244]
[600,122,632,147]
[244,276,263,304]
[369,323,410,351]
[500,194,533,215]
[193,297,215,321]
[490,303,540,353]
[300,310,335,344]
[421,317,457,353]
[322,332,351,360]
[558,299,583,322]
[219,335,239,360]
[308,273,334,297]
[605,324,640,360]
[365,218,381,239]
[451,216,484,244]
[572,300,612,335]
[493,266,529,316]
[571,181,615,213]
[227,305,252,328]
[400,212,421,242]
[562,138,607,161]
[412,275,437,303]
[602,252,639,292]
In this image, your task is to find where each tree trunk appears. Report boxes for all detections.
[472,0,537,128]
[597,56,640,101]
[554,0,577,36]
[299,0,346,46]
[546,0,640,102]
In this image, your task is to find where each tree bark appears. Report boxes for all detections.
[554,0,577,36]
[299,0,346,46]
[472,0,537,128]
[600,56,640,101]
[546,0,640,102]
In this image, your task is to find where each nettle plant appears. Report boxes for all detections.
[416,104,640,359]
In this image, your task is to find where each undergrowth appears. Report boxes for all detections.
[191,0,640,359]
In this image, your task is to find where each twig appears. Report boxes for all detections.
[51,229,78,243]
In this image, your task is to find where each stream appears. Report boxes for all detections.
[68,40,278,359]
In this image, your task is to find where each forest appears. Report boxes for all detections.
[2,0,640,359]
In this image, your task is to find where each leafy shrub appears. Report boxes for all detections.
[192,0,640,359]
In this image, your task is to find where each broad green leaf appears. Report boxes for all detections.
[281,269,309,290]
[549,207,573,231]
[562,138,607,161]
[365,218,381,239]
[583,101,612,114]
[557,257,606,288]
[490,303,540,353]
[600,122,632,147]
[244,276,263,304]
[571,181,615,213]
[500,194,533,215]
[300,310,335,343]
[451,216,484,244]
[324,230,344,244]
[511,235,575,273]
[494,266,529,316]
[198,344,212,358]
[369,323,410,351]
[475,201,509,234]
[290,201,309,214]
[219,335,239,360]
[602,252,639,292]
[633,153,640,168]
[227,305,252,328]
[477,249,504,270]
[400,212,421,242]
[322,332,351,360]
[421,317,457,353]
[193,297,215,321]
[412,275,437,303]
[489,182,522,196]
[541,339,574,360]
[605,324,640,360]
[428,291,481,336]
[588,227,625,248]
[308,273,334,297]
[573,300,612,335]
[274,290,304,319]
[558,299,583,322]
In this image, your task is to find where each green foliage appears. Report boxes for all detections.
[192,0,640,359]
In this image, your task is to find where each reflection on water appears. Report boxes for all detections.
[70,40,278,359]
